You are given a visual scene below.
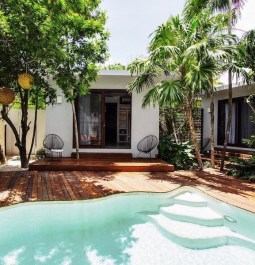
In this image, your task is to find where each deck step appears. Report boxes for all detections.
[29,158,174,172]
[170,192,208,207]
[160,204,224,226]
[71,152,133,159]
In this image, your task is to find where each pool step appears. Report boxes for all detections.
[160,204,224,226]
[170,192,208,207]
[146,213,255,250]
[147,214,228,249]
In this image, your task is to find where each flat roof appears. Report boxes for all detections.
[99,70,132,76]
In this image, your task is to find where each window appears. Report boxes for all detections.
[217,97,255,147]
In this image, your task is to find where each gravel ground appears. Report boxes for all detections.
[0,156,35,171]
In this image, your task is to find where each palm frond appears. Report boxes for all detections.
[150,46,179,62]
[142,79,183,108]
[128,71,158,94]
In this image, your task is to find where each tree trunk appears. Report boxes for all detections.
[20,146,28,168]
[220,71,233,171]
[210,84,215,168]
[164,109,172,135]
[0,145,5,165]
[71,101,79,159]
[20,89,29,168]
[28,95,38,161]
[185,104,203,170]
[171,110,179,144]
[0,89,30,169]
[220,1,233,171]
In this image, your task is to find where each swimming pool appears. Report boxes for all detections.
[0,186,255,265]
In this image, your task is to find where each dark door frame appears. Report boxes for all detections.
[74,89,131,149]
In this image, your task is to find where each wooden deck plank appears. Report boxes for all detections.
[49,172,64,201]
[73,171,98,199]
[55,172,66,201]
[41,172,49,201]
[10,172,22,204]
[0,173,12,191]
[60,172,78,200]
[0,169,254,213]
[31,171,38,201]
[64,172,88,199]
[25,172,34,201]
[73,171,104,198]
[21,172,30,202]
[37,172,43,201]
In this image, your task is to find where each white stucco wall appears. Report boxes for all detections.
[46,70,159,157]
[6,109,46,156]
[202,84,255,151]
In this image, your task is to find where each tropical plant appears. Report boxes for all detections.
[225,156,255,181]
[183,8,235,168]
[35,148,46,160]
[46,0,108,159]
[185,0,247,171]
[0,0,108,166]
[0,0,60,168]
[158,135,197,170]
[128,9,234,170]
[241,30,255,81]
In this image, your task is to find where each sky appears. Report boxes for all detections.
[100,0,255,67]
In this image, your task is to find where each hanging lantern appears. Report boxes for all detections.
[18,73,34,89]
[0,86,15,105]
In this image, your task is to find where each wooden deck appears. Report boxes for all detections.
[29,157,174,172]
[0,169,255,213]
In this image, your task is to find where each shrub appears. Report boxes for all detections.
[225,156,255,181]
[158,135,197,170]
[36,148,45,159]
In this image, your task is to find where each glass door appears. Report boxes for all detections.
[77,94,102,147]
[76,90,131,149]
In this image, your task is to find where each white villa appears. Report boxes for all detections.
[46,70,159,158]
[3,70,255,159]
[202,83,255,153]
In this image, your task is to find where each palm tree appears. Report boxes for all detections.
[185,0,246,171]
[239,29,255,81]
[128,13,231,170]
[185,10,235,168]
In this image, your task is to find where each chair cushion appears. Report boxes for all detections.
[51,149,63,153]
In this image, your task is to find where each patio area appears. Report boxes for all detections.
[0,169,255,213]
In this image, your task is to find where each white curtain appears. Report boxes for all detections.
[225,102,236,144]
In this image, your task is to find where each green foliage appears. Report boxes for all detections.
[127,10,235,108]
[0,0,61,104]
[35,148,46,160]
[0,0,108,102]
[225,156,255,181]
[158,135,197,170]
[243,136,255,148]
[0,0,108,165]
[242,95,255,147]
[46,0,109,101]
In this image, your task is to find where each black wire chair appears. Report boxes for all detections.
[201,137,211,153]
[43,134,64,158]
[137,135,158,158]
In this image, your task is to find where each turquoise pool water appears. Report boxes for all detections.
[0,187,255,265]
